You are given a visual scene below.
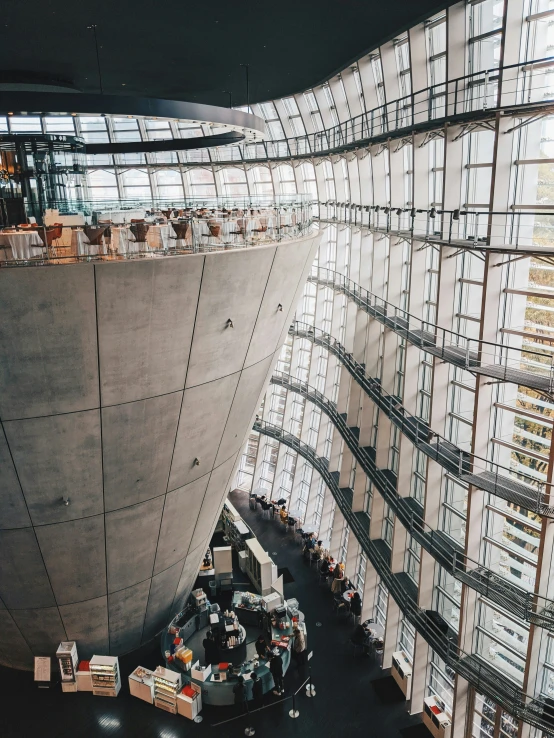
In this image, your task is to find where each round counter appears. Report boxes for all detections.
[161,601,306,706]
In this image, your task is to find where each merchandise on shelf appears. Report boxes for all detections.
[90,655,121,697]
[56,641,78,692]
[153,666,182,714]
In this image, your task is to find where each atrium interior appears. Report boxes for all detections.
[2,1,554,737]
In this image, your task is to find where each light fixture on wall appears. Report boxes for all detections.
[61,497,70,506]
[277,303,283,312]
[226,318,234,328]
[194,458,200,466]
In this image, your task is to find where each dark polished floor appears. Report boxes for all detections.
[0,489,425,738]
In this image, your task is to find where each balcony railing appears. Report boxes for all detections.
[254,418,554,733]
[289,320,554,517]
[318,202,554,255]
[270,370,554,631]
[0,206,314,267]
[308,266,554,395]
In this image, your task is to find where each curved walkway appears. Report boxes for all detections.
[288,320,554,517]
[254,417,552,734]
[269,371,554,632]
[308,266,554,395]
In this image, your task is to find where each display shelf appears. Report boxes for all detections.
[56,641,78,690]
[90,655,121,697]
[245,537,278,595]
[153,666,181,714]
[129,667,154,704]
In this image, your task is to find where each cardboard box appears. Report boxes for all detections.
[191,661,211,681]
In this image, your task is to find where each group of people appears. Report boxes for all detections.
[231,626,306,711]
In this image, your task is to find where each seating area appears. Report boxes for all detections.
[0,205,310,264]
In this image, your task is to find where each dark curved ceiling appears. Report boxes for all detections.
[0,0,452,107]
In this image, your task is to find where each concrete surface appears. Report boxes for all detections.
[0,231,320,667]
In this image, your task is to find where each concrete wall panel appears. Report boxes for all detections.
[142,560,183,642]
[4,410,103,525]
[0,528,55,609]
[0,233,320,668]
[189,454,238,553]
[185,246,276,387]
[0,611,34,670]
[0,265,98,420]
[10,607,66,655]
[102,392,182,511]
[108,580,150,654]
[167,373,240,491]
[105,496,164,593]
[96,256,204,406]
[153,475,209,575]
[35,516,106,605]
[58,596,109,658]
[215,356,274,465]
[245,237,315,366]
[0,428,30,530]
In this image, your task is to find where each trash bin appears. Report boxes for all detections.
[209,580,217,598]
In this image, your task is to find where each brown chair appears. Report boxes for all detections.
[171,221,190,240]
[208,221,221,238]
[84,225,109,246]
[130,222,149,243]
[36,228,56,250]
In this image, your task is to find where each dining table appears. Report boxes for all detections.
[110,226,137,254]
[0,230,44,260]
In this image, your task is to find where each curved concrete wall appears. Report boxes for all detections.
[0,231,320,669]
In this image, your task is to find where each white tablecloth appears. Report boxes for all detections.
[71,229,98,256]
[0,231,44,259]
[146,224,170,250]
[111,227,137,254]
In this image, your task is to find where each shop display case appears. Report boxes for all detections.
[222,501,253,551]
[129,666,155,704]
[56,641,78,692]
[423,696,452,738]
[153,666,181,714]
[90,655,121,697]
[391,651,412,697]
[76,661,93,692]
[177,683,202,720]
[245,537,277,595]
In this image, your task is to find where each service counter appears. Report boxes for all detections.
[162,599,305,706]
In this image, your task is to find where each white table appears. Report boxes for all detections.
[71,229,98,256]
[343,589,357,603]
[111,227,137,254]
[0,231,44,259]
[146,224,170,250]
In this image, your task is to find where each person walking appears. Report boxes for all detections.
[250,671,264,709]
[269,652,284,695]
[233,675,247,713]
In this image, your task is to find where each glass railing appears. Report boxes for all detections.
[308,266,554,394]
[0,206,314,267]
[253,417,554,733]
[45,194,311,217]
[270,370,554,632]
[289,321,554,517]
[318,202,554,254]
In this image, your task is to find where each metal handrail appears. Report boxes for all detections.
[269,370,552,631]
[254,418,554,733]
[289,320,554,517]
[308,266,554,395]
[318,202,554,254]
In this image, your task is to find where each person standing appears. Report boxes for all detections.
[292,626,307,672]
[203,631,219,665]
[331,562,345,593]
[350,591,362,624]
[250,671,264,709]
[269,652,284,695]
[233,675,247,713]
[255,634,270,660]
